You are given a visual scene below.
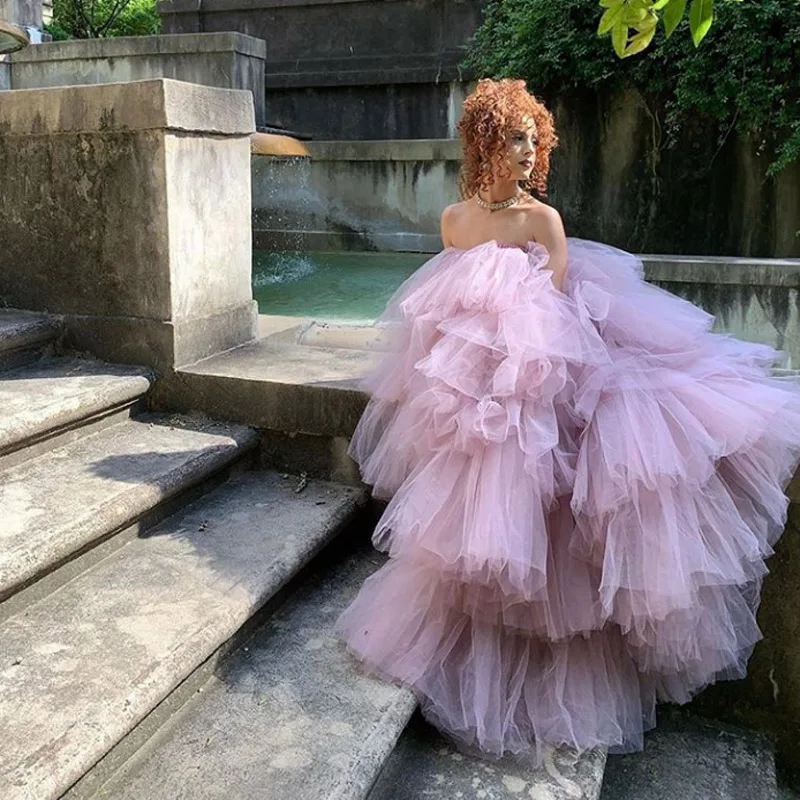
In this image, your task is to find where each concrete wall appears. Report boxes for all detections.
[549,88,800,259]
[253,129,800,261]
[158,0,485,139]
[263,80,471,141]
[0,0,42,28]
[252,140,462,253]
[5,33,268,126]
[0,78,257,372]
[644,256,800,370]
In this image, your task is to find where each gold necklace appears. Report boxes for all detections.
[475,192,521,212]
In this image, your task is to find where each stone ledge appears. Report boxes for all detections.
[371,713,607,800]
[305,138,461,162]
[0,78,255,136]
[0,310,60,371]
[153,340,376,438]
[0,357,152,461]
[252,229,444,254]
[642,255,800,287]
[266,63,465,89]
[0,414,258,603]
[600,711,777,800]
[0,309,59,354]
[8,31,266,62]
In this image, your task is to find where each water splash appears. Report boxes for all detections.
[252,156,314,252]
[253,252,317,287]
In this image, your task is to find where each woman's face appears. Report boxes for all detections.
[498,117,538,182]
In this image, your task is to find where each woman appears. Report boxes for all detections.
[335,78,800,762]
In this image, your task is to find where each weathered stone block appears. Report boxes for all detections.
[7,33,267,126]
[0,78,257,372]
[158,0,483,138]
[0,0,41,28]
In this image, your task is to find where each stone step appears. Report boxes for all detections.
[598,711,778,800]
[0,309,60,371]
[154,339,379,482]
[0,356,152,469]
[0,472,367,800]
[0,413,259,608]
[160,339,378,440]
[369,713,607,800]
[83,538,416,800]
[257,315,390,353]
[297,321,390,352]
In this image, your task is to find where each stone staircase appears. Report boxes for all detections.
[0,308,790,800]
[0,311,369,799]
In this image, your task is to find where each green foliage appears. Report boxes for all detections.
[46,0,161,39]
[595,0,723,57]
[465,0,800,174]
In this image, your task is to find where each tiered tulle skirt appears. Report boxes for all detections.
[335,239,800,760]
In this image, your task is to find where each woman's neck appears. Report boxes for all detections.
[478,179,520,204]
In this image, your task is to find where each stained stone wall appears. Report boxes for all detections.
[252,140,462,253]
[0,79,258,372]
[4,33,268,127]
[0,0,42,28]
[252,134,800,261]
[158,0,486,139]
[548,88,800,259]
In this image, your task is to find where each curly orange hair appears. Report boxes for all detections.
[458,78,558,200]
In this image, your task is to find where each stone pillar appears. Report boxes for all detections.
[0,78,258,372]
[0,0,43,38]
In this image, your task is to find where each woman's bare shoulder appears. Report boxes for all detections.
[440,200,473,247]
[520,197,562,222]
[441,200,472,223]
[519,198,565,240]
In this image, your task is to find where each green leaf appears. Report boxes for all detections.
[598,3,626,35]
[633,10,659,32]
[598,3,627,35]
[663,0,688,37]
[612,20,629,57]
[651,0,672,10]
[599,0,624,8]
[624,6,649,24]
[689,0,714,45]
[624,25,657,56]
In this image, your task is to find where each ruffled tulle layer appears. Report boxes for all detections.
[336,238,800,759]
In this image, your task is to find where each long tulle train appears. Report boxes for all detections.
[336,238,800,759]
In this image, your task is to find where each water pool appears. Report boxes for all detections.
[252,250,429,322]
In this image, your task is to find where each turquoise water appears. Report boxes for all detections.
[252,250,428,322]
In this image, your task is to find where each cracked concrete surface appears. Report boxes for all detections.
[0,414,257,599]
[92,539,415,800]
[0,472,366,800]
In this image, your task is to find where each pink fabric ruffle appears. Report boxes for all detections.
[336,239,800,761]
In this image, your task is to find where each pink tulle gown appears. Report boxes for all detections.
[334,238,800,760]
